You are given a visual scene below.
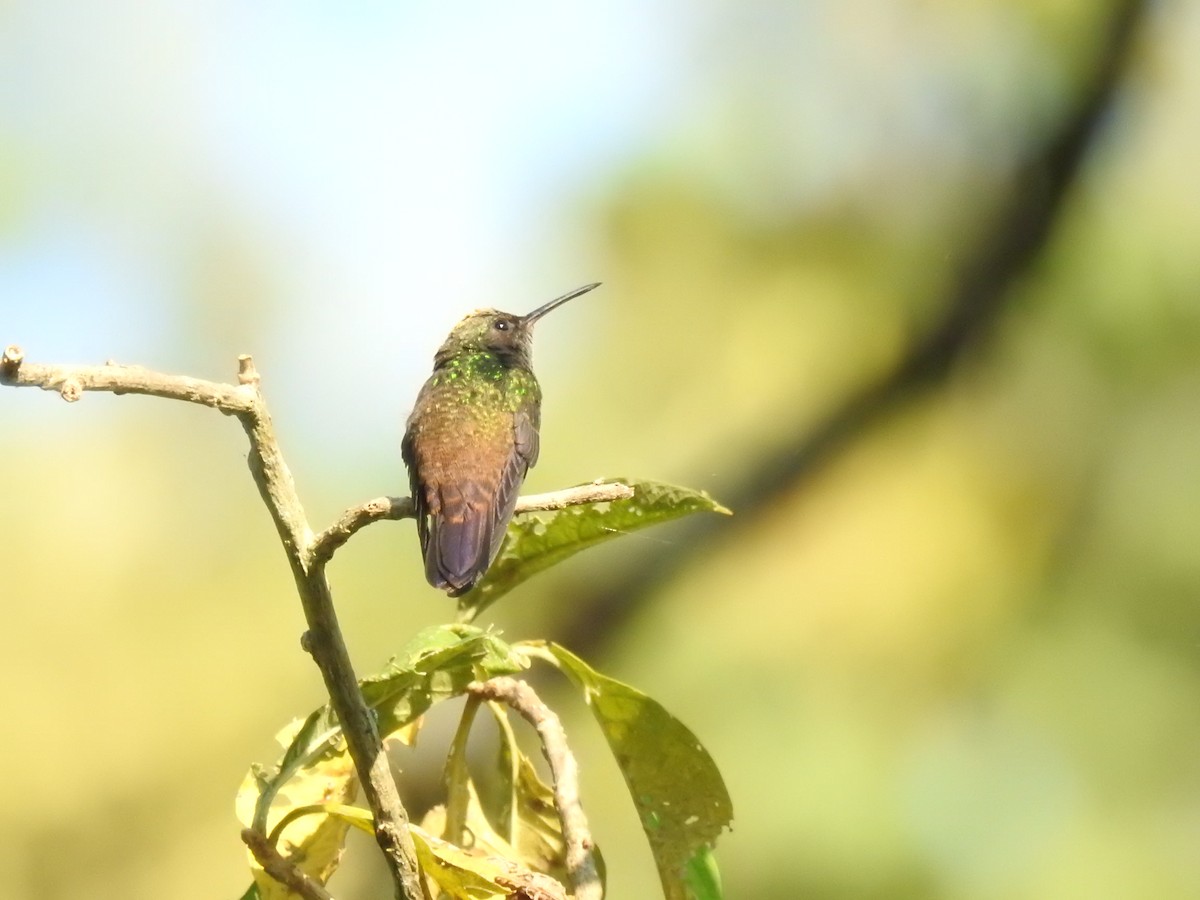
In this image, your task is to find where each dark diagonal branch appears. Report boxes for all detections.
[555,0,1151,657]
[467,677,601,900]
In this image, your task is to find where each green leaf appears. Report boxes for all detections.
[242,625,523,839]
[457,479,731,622]
[361,624,528,735]
[533,642,733,900]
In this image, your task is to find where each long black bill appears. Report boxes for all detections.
[522,282,601,325]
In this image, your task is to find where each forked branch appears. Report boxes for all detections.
[2,344,422,899]
[1,345,629,900]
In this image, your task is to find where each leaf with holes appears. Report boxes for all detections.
[458,479,730,622]
[361,624,529,735]
[532,641,732,900]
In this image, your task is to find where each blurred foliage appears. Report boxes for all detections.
[3,1,1200,899]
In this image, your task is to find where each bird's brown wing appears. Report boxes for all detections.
[485,405,539,563]
[400,424,429,553]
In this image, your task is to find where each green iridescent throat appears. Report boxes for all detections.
[431,352,538,411]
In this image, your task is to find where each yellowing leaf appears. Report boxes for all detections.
[238,625,526,897]
[235,723,357,900]
[489,703,567,879]
[410,824,568,900]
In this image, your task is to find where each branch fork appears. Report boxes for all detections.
[2,345,626,900]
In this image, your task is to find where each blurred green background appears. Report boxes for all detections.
[3,1,1199,898]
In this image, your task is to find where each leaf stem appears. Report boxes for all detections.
[485,701,524,843]
[267,803,377,846]
[442,695,483,844]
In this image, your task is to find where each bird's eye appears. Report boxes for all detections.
[494,319,510,331]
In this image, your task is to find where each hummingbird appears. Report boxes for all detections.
[402,282,600,596]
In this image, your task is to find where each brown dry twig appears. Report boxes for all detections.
[3,348,424,899]
[308,480,633,568]
[2,346,633,899]
[467,677,601,900]
[240,828,336,900]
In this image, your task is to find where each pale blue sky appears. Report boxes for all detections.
[0,2,690,449]
[1,1,1060,457]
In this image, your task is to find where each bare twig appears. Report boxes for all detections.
[495,871,569,900]
[2,349,630,898]
[516,480,634,511]
[467,677,601,900]
[2,346,253,410]
[308,497,415,569]
[241,828,336,900]
[1,349,424,900]
[308,480,634,568]
[1,345,24,379]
